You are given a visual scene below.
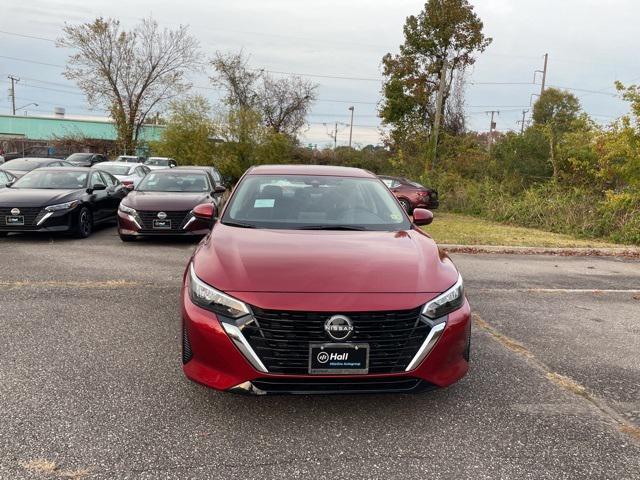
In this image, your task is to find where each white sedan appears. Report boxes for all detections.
[92,161,150,189]
[144,157,177,170]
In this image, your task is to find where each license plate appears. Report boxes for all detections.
[309,343,369,374]
[153,219,171,229]
[5,216,24,226]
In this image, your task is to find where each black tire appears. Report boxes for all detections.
[74,207,93,238]
[399,199,412,214]
[119,234,135,242]
[0,231,8,237]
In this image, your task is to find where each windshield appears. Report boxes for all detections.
[222,175,410,231]
[137,172,210,192]
[98,164,132,176]
[145,158,170,166]
[2,159,43,171]
[116,156,140,163]
[12,170,88,189]
[407,180,425,189]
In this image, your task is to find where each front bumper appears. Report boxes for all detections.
[181,286,471,394]
[0,208,77,233]
[117,210,210,236]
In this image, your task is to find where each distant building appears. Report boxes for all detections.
[0,113,164,157]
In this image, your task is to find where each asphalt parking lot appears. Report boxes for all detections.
[1,226,639,479]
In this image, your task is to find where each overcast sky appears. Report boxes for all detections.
[2,0,638,147]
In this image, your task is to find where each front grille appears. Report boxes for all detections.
[251,376,432,394]
[0,207,44,230]
[137,210,191,232]
[243,306,430,375]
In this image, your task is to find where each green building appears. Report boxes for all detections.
[0,113,164,156]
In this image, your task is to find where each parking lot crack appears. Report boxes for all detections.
[472,313,640,444]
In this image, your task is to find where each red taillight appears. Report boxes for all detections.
[417,191,429,197]
[122,181,134,190]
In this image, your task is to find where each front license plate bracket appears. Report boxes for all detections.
[309,343,369,374]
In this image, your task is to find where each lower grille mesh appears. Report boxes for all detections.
[182,324,193,364]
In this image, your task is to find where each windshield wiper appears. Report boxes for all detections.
[296,225,368,231]
[222,221,256,229]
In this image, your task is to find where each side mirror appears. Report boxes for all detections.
[87,183,107,194]
[213,185,226,194]
[412,208,433,226]
[193,203,218,224]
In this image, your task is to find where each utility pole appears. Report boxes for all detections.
[348,106,354,148]
[8,75,20,115]
[430,58,448,171]
[486,110,499,152]
[518,109,529,134]
[333,121,338,149]
[541,53,548,96]
[534,53,548,97]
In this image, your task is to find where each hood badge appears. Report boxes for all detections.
[324,315,354,341]
[157,212,167,220]
[10,208,20,216]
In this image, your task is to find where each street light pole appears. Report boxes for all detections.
[348,106,354,148]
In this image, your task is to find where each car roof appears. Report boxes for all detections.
[248,164,376,178]
[6,157,61,164]
[34,167,92,173]
[91,161,135,167]
[147,168,206,174]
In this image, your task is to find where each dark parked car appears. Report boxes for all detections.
[0,170,16,187]
[65,153,109,167]
[0,167,128,238]
[379,175,439,213]
[0,157,74,179]
[117,168,225,241]
[180,165,469,395]
[175,166,226,204]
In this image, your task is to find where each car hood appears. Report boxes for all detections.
[193,225,459,294]
[0,188,81,207]
[124,191,211,210]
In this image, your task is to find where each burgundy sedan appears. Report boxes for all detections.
[379,175,439,213]
[117,169,225,241]
[181,165,469,395]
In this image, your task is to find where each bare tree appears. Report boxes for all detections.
[58,17,201,154]
[210,51,317,139]
[259,75,317,136]
[210,51,261,109]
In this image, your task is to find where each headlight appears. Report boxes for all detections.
[119,204,137,215]
[45,200,80,212]
[422,274,464,319]
[188,263,250,318]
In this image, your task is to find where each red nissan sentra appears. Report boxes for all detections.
[181,165,470,394]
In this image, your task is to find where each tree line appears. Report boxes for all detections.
[57,3,639,244]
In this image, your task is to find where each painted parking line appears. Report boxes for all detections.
[474,288,640,293]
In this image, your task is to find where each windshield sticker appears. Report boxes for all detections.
[254,199,275,208]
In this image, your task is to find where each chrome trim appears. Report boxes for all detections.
[222,322,269,373]
[405,322,446,371]
[36,212,53,226]
[182,216,196,230]
[126,214,142,230]
[228,381,266,395]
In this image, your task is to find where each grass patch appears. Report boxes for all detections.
[422,212,620,248]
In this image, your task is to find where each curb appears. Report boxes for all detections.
[439,244,640,258]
